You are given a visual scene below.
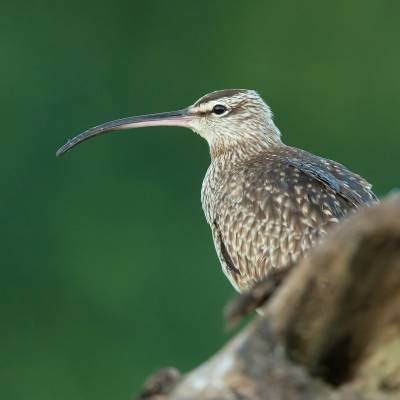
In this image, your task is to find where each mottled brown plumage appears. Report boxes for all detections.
[202,145,376,291]
[57,89,377,293]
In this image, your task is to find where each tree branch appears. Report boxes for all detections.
[137,195,400,400]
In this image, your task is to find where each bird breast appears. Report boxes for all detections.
[200,146,376,292]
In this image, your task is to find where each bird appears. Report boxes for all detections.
[57,89,377,293]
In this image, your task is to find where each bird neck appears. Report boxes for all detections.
[209,126,283,162]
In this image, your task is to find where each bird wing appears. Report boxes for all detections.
[285,147,377,208]
[215,149,377,291]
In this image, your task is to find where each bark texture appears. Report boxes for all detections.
[137,195,400,400]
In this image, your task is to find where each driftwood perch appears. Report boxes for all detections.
[137,195,400,399]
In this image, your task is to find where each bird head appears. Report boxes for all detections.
[56,89,281,158]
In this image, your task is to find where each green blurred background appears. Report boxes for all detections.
[1,1,399,399]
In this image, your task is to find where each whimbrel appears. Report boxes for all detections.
[57,89,377,292]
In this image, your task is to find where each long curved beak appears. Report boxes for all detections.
[56,108,191,156]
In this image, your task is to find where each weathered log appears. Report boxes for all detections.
[267,195,400,385]
[136,195,400,400]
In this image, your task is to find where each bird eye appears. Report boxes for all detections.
[212,104,228,115]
